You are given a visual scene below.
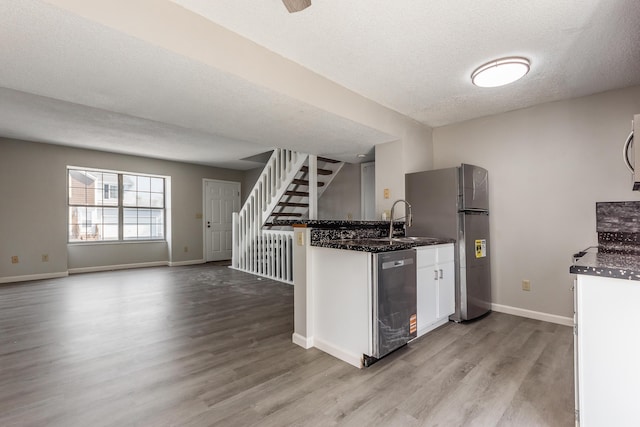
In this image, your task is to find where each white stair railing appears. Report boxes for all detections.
[232,149,308,283]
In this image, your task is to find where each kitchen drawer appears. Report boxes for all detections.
[438,243,455,263]
[415,244,454,267]
[415,246,437,267]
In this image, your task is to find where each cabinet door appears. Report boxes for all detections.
[416,266,438,336]
[437,260,455,318]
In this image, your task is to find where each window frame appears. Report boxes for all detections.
[67,166,167,243]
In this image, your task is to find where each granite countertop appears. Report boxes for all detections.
[570,246,640,280]
[312,237,455,253]
[272,219,403,228]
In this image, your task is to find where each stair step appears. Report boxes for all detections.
[300,166,333,176]
[278,202,309,208]
[292,179,325,187]
[272,212,304,217]
[318,156,340,164]
[285,190,309,197]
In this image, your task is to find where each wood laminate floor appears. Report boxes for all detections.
[0,264,574,426]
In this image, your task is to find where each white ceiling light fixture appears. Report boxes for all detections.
[282,0,312,13]
[471,57,530,88]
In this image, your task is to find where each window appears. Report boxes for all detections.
[68,168,165,242]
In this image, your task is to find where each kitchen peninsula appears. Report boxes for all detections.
[279,220,454,368]
[570,201,640,424]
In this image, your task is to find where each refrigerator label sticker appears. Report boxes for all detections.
[410,314,417,334]
[475,239,486,258]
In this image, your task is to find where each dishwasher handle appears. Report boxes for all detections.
[381,258,415,270]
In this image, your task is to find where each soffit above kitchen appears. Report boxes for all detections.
[175,0,640,126]
[1,0,639,169]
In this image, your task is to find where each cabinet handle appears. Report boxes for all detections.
[434,270,438,280]
[439,269,443,279]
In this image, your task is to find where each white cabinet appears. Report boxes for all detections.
[415,243,454,337]
[575,274,640,425]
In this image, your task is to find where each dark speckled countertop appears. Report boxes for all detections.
[313,237,455,253]
[570,247,640,280]
[273,219,454,253]
[571,201,640,281]
[272,219,403,228]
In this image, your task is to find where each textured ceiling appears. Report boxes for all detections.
[1,0,639,169]
[175,0,640,127]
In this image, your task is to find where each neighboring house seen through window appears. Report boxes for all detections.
[68,168,165,242]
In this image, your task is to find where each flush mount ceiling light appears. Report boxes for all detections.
[471,57,530,88]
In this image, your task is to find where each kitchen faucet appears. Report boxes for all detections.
[389,199,412,243]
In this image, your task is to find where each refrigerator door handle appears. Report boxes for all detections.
[439,269,443,279]
[623,130,634,173]
[434,270,438,280]
[460,208,489,214]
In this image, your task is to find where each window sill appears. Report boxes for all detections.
[67,240,167,246]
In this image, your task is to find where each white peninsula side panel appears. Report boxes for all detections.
[310,246,371,368]
[576,274,640,425]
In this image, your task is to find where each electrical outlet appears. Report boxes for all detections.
[184,246,189,252]
[384,188,390,199]
[522,279,531,291]
[11,256,19,264]
[296,232,304,246]
[42,254,49,262]
[195,213,203,219]
[347,212,353,220]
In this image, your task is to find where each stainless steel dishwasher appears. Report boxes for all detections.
[367,249,417,365]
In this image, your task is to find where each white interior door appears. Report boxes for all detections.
[361,162,376,220]
[204,180,240,262]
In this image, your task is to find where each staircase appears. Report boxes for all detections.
[265,157,342,226]
[232,149,343,283]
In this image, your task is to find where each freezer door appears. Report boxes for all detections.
[405,167,459,239]
[458,212,492,321]
[461,164,489,211]
[373,250,417,358]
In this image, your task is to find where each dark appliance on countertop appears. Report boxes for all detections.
[366,249,417,366]
[623,114,639,190]
[405,164,491,322]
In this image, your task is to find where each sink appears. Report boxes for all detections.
[338,239,398,246]
[391,236,443,244]
[368,236,444,245]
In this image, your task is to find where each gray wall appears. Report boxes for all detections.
[0,138,245,281]
[241,166,263,205]
[433,85,640,318]
[318,163,362,220]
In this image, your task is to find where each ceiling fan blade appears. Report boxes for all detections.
[282,0,312,13]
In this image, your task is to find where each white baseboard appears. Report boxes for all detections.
[228,266,294,285]
[4,259,215,282]
[491,303,573,326]
[0,271,69,284]
[292,333,314,349]
[68,261,167,274]
[168,259,205,267]
[313,337,363,369]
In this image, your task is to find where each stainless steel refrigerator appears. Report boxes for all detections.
[405,164,491,322]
